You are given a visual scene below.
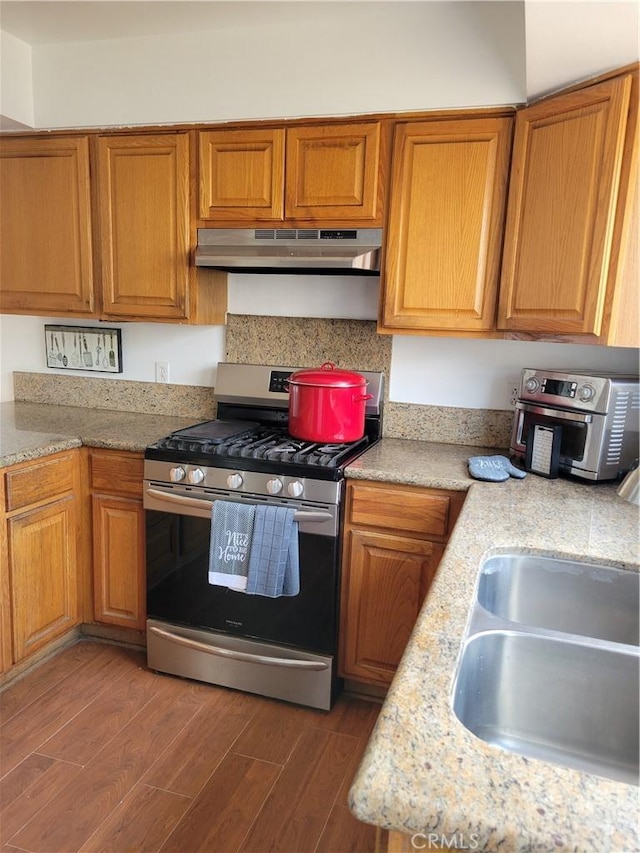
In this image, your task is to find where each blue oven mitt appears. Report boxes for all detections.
[468,455,527,482]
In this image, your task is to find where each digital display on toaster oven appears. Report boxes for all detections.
[542,378,577,398]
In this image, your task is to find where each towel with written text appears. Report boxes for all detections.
[208,500,256,591]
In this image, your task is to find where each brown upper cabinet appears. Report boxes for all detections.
[0,136,95,316]
[379,65,638,346]
[97,133,191,321]
[198,121,385,225]
[0,131,226,325]
[498,72,638,345]
[378,114,513,333]
[1,65,636,340]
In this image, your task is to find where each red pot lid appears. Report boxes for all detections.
[288,362,367,388]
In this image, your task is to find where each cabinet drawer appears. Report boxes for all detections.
[5,452,76,512]
[90,450,144,497]
[348,482,456,538]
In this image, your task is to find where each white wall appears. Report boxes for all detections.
[227,275,380,321]
[0,30,34,128]
[525,1,639,98]
[0,314,226,401]
[390,336,640,410]
[28,2,526,129]
[3,307,638,410]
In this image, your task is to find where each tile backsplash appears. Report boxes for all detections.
[13,315,512,449]
[227,316,512,448]
[225,315,392,373]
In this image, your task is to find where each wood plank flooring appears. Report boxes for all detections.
[0,641,385,853]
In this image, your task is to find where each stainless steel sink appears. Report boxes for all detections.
[452,552,640,785]
[452,631,639,785]
[477,554,639,645]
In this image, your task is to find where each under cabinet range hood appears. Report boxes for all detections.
[195,228,382,274]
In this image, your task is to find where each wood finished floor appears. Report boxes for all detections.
[0,640,386,853]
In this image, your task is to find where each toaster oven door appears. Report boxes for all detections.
[511,402,602,478]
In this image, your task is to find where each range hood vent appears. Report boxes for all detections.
[195,228,382,274]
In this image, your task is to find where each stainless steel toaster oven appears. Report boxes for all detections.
[510,369,639,481]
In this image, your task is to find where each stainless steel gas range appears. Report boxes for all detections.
[143,362,384,710]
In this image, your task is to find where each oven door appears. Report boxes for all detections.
[144,483,340,655]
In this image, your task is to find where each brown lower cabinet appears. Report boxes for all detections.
[89,449,145,630]
[339,480,464,688]
[0,447,147,681]
[1,451,81,668]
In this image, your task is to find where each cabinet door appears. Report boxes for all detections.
[92,494,145,629]
[8,497,79,662]
[198,128,285,221]
[380,116,512,333]
[0,476,9,674]
[285,123,382,222]
[340,529,444,687]
[98,133,190,320]
[0,136,94,316]
[498,75,632,335]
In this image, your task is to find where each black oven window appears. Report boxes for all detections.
[146,510,339,656]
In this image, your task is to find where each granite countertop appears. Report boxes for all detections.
[0,401,196,466]
[2,404,638,851]
[346,438,640,853]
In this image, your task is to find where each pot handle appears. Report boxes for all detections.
[353,393,373,402]
[320,362,336,371]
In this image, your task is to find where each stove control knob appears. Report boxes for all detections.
[267,478,283,495]
[578,384,596,402]
[169,466,185,482]
[524,377,540,394]
[227,473,243,489]
[287,481,304,498]
[188,468,205,485]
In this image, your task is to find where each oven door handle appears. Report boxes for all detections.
[515,401,593,423]
[148,625,329,671]
[144,486,333,524]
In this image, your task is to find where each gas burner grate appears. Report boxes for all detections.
[151,423,370,471]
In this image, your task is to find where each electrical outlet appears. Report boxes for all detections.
[506,379,519,408]
[156,361,169,383]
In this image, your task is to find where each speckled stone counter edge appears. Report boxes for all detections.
[13,374,513,449]
[345,442,640,853]
[13,372,218,418]
[0,401,197,467]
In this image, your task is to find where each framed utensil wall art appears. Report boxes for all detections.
[44,325,123,373]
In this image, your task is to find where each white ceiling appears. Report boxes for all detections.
[0,0,342,44]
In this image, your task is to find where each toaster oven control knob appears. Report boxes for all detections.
[524,377,540,394]
[169,466,185,482]
[267,478,283,495]
[227,473,243,489]
[578,384,596,402]
[287,481,304,498]
[187,468,205,485]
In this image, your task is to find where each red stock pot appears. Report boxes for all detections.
[287,362,372,443]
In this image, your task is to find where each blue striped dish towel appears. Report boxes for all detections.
[246,506,300,598]
[208,501,256,591]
